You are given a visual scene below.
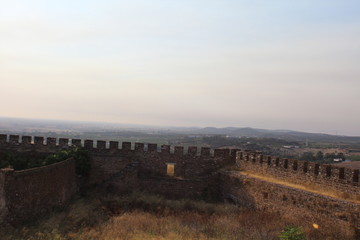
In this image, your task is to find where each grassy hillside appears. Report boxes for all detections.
[1,191,355,240]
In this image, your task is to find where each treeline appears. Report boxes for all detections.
[201,135,297,151]
[299,151,345,163]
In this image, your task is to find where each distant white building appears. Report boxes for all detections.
[282,145,299,149]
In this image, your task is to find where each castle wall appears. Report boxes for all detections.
[0,170,7,222]
[0,135,236,183]
[0,158,77,225]
[87,153,132,185]
[137,146,235,179]
[220,171,360,231]
[0,135,236,207]
[0,135,66,153]
[1,133,359,232]
[237,151,359,199]
[85,144,235,199]
[139,177,210,199]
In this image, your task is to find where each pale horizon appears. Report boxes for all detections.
[1,115,359,137]
[1,1,360,136]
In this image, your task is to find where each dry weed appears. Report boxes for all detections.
[0,191,356,240]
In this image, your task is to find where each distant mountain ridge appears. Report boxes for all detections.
[0,116,359,142]
[183,127,360,142]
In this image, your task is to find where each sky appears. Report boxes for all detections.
[1,0,360,136]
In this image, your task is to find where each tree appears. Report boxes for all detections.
[300,152,315,161]
[336,152,345,160]
[325,152,336,160]
[315,151,324,161]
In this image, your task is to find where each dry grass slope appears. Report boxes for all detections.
[0,191,356,240]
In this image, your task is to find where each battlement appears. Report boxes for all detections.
[1,133,359,232]
[1,134,358,183]
[237,151,359,198]
[0,134,237,158]
[1,134,358,182]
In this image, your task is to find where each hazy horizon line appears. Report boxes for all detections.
[1,115,358,137]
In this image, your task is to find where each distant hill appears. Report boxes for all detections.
[184,127,360,143]
[1,117,360,143]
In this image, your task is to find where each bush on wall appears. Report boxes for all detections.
[0,148,91,177]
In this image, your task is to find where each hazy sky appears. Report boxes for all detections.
[1,1,360,135]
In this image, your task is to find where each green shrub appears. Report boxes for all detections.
[72,148,91,177]
[43,148,90,176]
[1,152,43,170]
[0,148,90,176]
[280,226,306,240]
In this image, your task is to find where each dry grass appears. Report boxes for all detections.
[0,191,356,240]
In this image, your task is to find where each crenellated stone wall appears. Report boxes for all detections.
[0,133,359,234]
[0,134,237,186]
[236,151,359,198]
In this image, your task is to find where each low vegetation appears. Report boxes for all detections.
[280,226,306,240]
[0,191,355,240]
[0,148,90,176]
[299,151,345,163]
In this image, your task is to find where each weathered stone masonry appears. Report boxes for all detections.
[0,134,236,224]
[220,172,360,229]
[0,158,77,225]
[0,134,359,233]
[236,151,359,198]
